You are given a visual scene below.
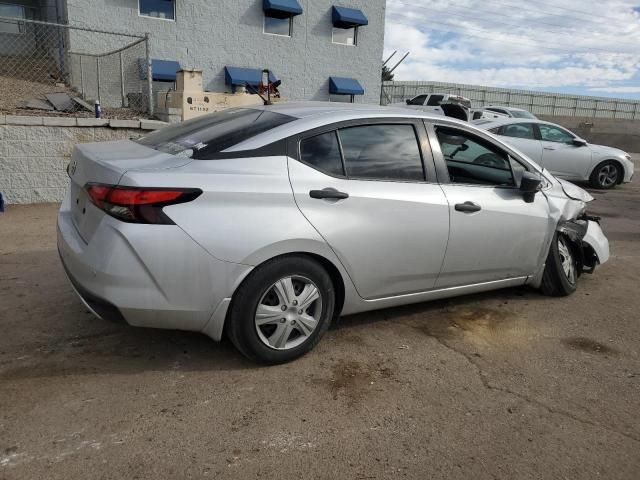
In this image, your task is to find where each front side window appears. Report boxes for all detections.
[0,4,26,34]
[501,123,536,140]
[300,131,344,176]
[332,26,357,45]
[338,124,424,181]
[264,15,292,36]
[139,0,175,20]
[426,95,444,106]
[538,124,574,144]
[435,127,514,186]
[136,108,295,159]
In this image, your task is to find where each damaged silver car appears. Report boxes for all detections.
[57,103,609,364]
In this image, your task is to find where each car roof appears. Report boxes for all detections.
[226,101,468,151]
[486,105,529,112]
[250,101,440,119]
[474,117,542,129]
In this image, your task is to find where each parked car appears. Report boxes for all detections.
[474,118,635,189]
[483,105,538,119]
[58,103,609,364]
[393,93,471,121]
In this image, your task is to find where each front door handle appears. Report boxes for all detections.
[543,146,556,151]
[455,201,481,213]
[309,188,349,200]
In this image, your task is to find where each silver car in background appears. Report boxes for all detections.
[475,118,634,189]
[58,103,609,364]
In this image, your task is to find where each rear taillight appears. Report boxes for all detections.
[85,183,202,224]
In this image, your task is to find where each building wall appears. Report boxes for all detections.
[63,0,386,105]
[0,116,166,204]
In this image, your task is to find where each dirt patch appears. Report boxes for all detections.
[562,337,618,355]
[312,358,395,406]
[412,306,519,345]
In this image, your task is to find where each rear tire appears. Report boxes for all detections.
[540,233,578,297]
[589,161,621,189]
[227,255,335,364]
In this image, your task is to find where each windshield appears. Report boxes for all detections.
[510,110,536,119]
[136,108,295,159]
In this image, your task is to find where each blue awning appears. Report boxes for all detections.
[139,59,181,81]
[332,6,368,28]
[329,77,364,95]
[263,0,303,17]
[224,67,278,87]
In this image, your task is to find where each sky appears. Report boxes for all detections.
[383,0,640,99]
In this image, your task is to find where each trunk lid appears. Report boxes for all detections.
[68,140,192,242]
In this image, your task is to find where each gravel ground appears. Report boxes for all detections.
[0,176,639,479]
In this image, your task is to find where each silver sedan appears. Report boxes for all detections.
[58,103,609,363]
[475,118,634,189]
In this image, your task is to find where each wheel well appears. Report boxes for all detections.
[233,252,346,318]
[593,159,625,184]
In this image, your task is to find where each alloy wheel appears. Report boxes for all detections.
[557,236,576,285]
[597,164,618,188]
[254,276,323,350]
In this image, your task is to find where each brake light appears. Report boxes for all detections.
[85,183,202,224]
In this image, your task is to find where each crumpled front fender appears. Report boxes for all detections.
[557,218,609,274]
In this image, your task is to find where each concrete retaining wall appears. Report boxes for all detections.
[0,116,167,204]
[538,115,640,153]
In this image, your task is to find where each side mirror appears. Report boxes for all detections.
[519,171,542,203]
[572,138,588,147]
[406,99,411,105]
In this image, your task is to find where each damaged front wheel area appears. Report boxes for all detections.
[541,232,578,297]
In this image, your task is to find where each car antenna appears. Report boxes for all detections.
[245,82,271,105]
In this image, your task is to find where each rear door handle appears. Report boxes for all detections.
[455,201,481,213]
[309,188,349,200]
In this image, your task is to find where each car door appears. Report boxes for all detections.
[536,123,592,179]
[428,123,551,288]
[494,122,543,165]
[287,120,450,300]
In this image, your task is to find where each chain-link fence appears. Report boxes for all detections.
[381,81,640,120]
[0,16,152,117]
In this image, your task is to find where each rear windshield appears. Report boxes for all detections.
[136,108,295,159]
[510,110,536,119]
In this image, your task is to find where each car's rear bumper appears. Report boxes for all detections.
[57,193,250,339]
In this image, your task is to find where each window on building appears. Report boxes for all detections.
[139,0,175,20]
[300,131,345,176]
[332,26,357,45]
[0,4,27,34]
[338,124,424,181]
[264,14,292,36]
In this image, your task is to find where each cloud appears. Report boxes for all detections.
[384,0,640,94]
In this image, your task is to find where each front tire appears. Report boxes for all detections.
[589,161,621,189]
[540,233,578,297]
[227,255,335,364]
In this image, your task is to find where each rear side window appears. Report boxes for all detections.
[136,108,295,159]
[300,131,344,176]
[338,124,424,181]
[426,95,444,106]
[501,123,536,139]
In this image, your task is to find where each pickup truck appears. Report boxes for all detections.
[393,93,472,121]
